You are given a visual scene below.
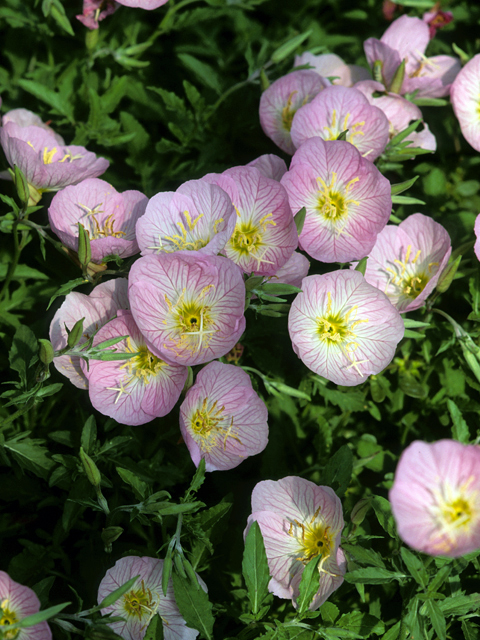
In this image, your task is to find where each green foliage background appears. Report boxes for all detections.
[1,0,480,638]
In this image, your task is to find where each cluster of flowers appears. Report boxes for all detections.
[2,9,480,640]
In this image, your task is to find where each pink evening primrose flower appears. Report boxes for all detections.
[294,52,371,87]
[49,278,129,389]
[358,213,451,313]
[136,180,235,257]
[128,251,246,367]
[269,251,310,289]
[475,214,480,262]
[280,137,391,263]
[76,0,118,29]
[48,178,147,264]
[389,440,480,557]
[259,70,330,154]
[179,361,268,471]
[116,0,169,8]
[0,571,51,640]
[98,556,206,640]
[203,166,298,276]
[354,80,436,152]
[0,122,109,193]
[2,108,64,144]
[83,311,187,425]
[247,154,288,182]
[288,270,404,386]
[290,86,390,162]
[364,15,460,98]
[245,477,346,610]
[451,54,480,153]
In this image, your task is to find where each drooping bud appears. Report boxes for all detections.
[101,526,123,553]
[66,317,85,349]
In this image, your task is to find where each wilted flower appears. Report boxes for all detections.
[204,166,298,276]
[179,361,268,471]
[364,15,460,97]
[136,180,235,257]
[76,0,118,29]
[84,311,187,425]
[259,70,329,154]
[423,9,453,38]
[247,154,288,181]
[98,556,205,640]
[245,477,346,610]
[389,440,480,557]
[0,571,51,640]
[358,213,451,312]
[294,52,370,87]
[48,178,147,264]
[0,122,109,197]
[49,278,129,389]
[128,251,246,366]
[280,137,391,263]
[451,54,480,153]
[288,270,404,386]
[290,86,390,162]
[354,80,436,151]
[2,108,64,144]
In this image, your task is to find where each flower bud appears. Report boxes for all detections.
[67,317,85,349]
[38,338,55,365]
[101,526,123,553]
[77,223,92,267]
[389,59,406,94]
[79,446,101,488]
[13,164,30,207]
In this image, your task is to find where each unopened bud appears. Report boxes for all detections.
[389,59,406,94]
[373,60,383,84]
[38,338,55,365]
[86,28,99,50]
[66,317,85,349]
[77,223,92,267]
[101,526,123,552]
[436,255,461,293]
[13,165,30,207]
[79,446,102,488]
[260,68,270,92]
[350,498,371,525]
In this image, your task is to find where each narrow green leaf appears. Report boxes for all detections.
[117,467,149,500]
[344,567,407,584]
[97,576,140,609]
[294,207,306,236]
[177,54,222,95]
[172,573,214,640]
[371,496,397,538]
[297,556,321,615]
[391,195,426,205]
[425,600,446,640]
[47,278,89,310]
[242,521,270,614]
[447,399,470,443]
[390,175,419,196]
[16,602,70,628]
[400,547,428,588]
[270,30,312,63]
[17,79,74,122]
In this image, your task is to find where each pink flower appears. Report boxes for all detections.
[203,166,298,276]
[451,54,480,153]
[245,477,346,610]
[136,180,235,256]
[83,311,187,425]
[49,278,129,389]
[0,122,109,193]
[247,154,288,181]
[76,0,118,29]
[288,270,404,386]
[98,556,205,640]
[48,179,147,263]
[280,138,391,263]
[128,251,246,366]
[364,15,460,98]
[0,571,51,640]
[2,108,64,144]
[389,440,480,557]
[116,0,169,8]
[423,9,453,39]
[475,214,480,261]
[179,361,268,471]
[294,52,371,87]
[269,251,310,289]
[354,80,436,152]
[259,70,329,154]
[358,213,451,313]
[290,86,390,162]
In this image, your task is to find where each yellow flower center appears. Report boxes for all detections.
[384,245,438,304]
[189,397,242,452]
[0,601,19,640]
[322,110,366,148]
[316,173,359,236]
[228,208,276,269]
[288,506,337,572]
[77,202,127,240]
[107,339,165,404]
[281,91,299,132]
[123,583,157,620]
[146,210,219,253]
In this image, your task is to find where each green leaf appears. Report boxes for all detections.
[172,573,214,640]
[425,600,446,640]
[270,30,312,63]
[17,79,74,122]
[47,278,89,310]
[341,544,385,569]
[391,195,426,205]
[117,467,149,500]
[447,399,470,443]
[184,457,206,500]
[81,415,97,455]
[390,175,419,196]
[242,521,270,615]
[355,257,368,275]
[97,576,140,610]
[400,547,428,588]
[177,54,222,95]
[337,611,385,638]
[144,614,164,640]
[16,602,70,628]
[9,324,38,387]
[344,567,407,584]
[46,0,74,35]
[0,264,47,281]
[371,496,397,538]
[3,437,54,479]
[438,593,480,616]
[296,556,321,615]
[319,445,353,498]
[294,207,306,236]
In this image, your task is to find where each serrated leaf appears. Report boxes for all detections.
[447,399,470,443]
[344,567,407,584]
[9,324,38,387]
[17,79,74,122]
[3,438,54,479]
[400,547,428,588]
[425,600,446,640]
[177,54,222,95]
[117,467,148,501]
[172,573,214,640]
[242,521,270,615]
[438,593,480,616]
[341,544,385,569]
[144,614,164,640]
